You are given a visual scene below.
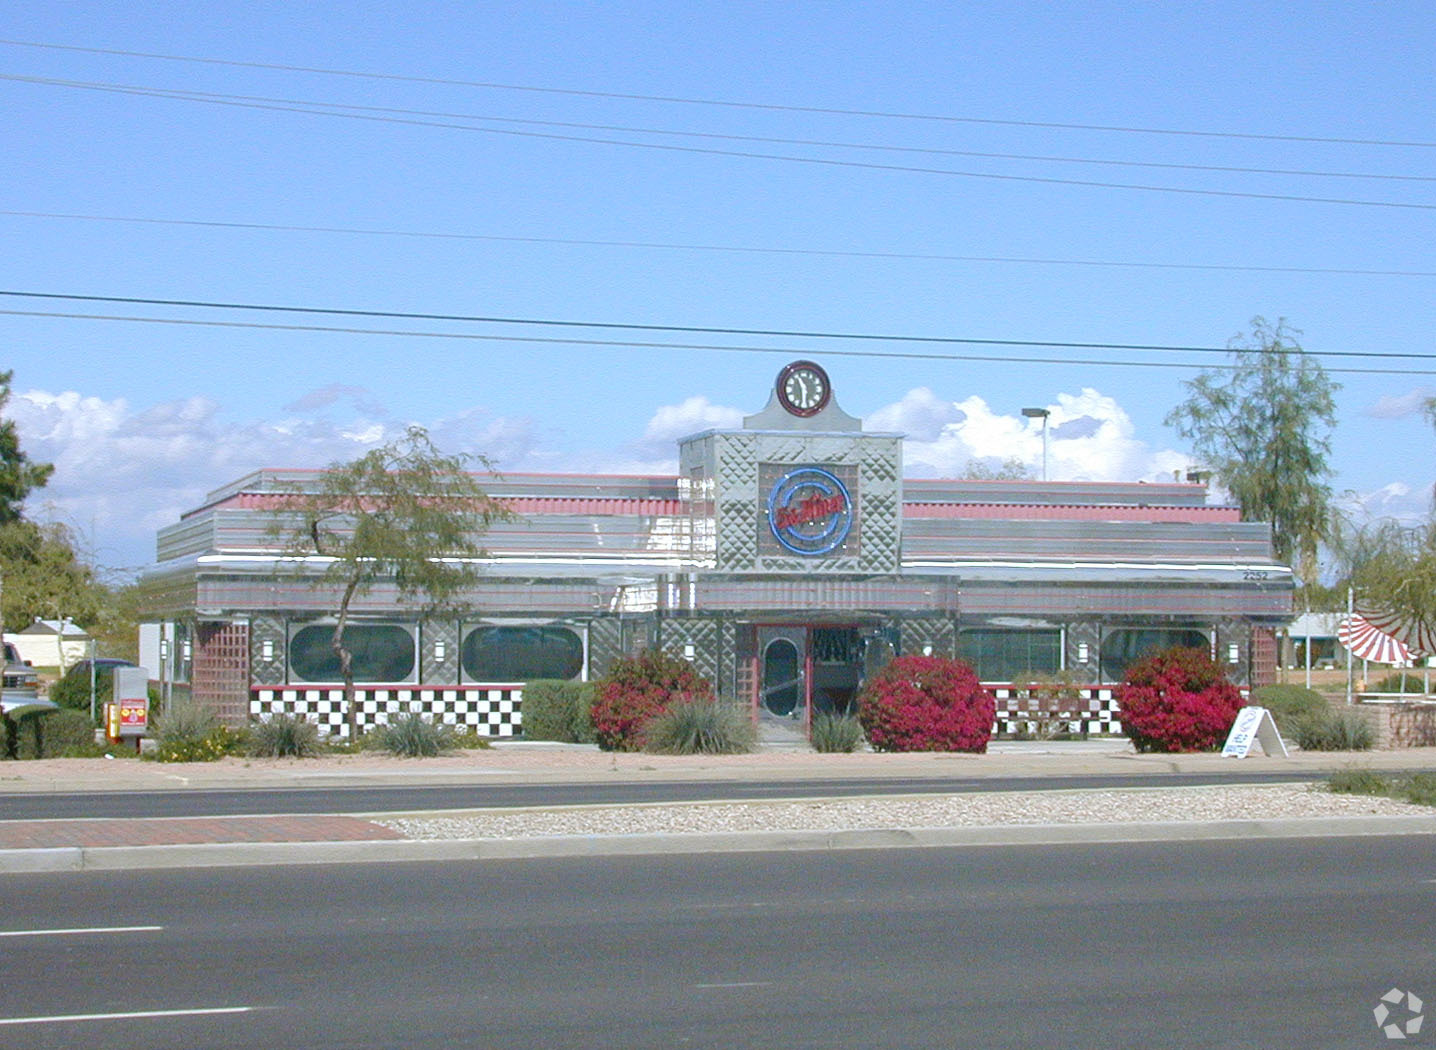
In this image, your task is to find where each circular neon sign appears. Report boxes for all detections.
[767,467,853,556]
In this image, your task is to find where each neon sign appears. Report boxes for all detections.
[767,467,853,556]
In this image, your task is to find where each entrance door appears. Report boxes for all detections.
[758,626,808,725]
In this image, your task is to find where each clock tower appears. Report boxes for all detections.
[678,361,902,573]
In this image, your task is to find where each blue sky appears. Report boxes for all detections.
[2,2,1433,577]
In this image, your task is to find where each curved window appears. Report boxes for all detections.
[1100,627,1208,683]
[289,624,416,684]
[462,626,583,683]
[957,629,1061,683]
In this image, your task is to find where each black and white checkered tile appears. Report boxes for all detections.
[989,686,1122,736]
[252,687,522,739]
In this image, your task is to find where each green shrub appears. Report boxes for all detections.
[34,709,98,757]
[1293,710,1374,751]
[373,714,452,757]
[1372,672,1430,694]
[591,650,715,752]
[643,699,755,755]
[4,708,98,758]
[1326,767,1389,796]
[1403,772,1436,807]
[857,655,996,753]
[152,703,247,762]
[1326,769,1436,807]
[521,679,596,743]
[810,711,865,753]
[48,673,161,725]
[1248,684,1330,731]
[47,670,109,713]
[248,715,322,758]
[449,729,492,749]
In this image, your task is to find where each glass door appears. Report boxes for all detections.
[757,626,809,729]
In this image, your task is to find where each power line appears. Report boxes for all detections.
[7,73,1434,185]
[7,209,1435,278]
[3,293,1433,372]
[6,288,1431,358]
[9,76,1433,212]
[5,37,1435,150]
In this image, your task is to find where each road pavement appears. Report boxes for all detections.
[3,838,1433,1049]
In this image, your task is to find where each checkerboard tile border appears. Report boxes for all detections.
[252,686,522,739]
[988,686,1122,736]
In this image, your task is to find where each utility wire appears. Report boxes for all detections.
[8,75,1433,211]
[6,308,1433,375]
[7,289,1433,359]
[3,292,1433,369]
[6,73,1432,185]
[4,37,1435,150]
[7,209,1435,279]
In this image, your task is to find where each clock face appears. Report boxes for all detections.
[776,361,831,417]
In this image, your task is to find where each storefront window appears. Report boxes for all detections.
[462,626,584,683]
[289,624,416,684]
[1099,627,1209,682]
[957,629,1061,683]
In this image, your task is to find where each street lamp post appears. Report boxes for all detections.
[1022,407,1050,481]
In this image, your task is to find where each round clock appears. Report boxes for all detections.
[776,360,831,417]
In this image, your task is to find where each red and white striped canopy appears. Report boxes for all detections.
[1356,605,1436,659]
[1339,614,1413,665]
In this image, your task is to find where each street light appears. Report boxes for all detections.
[1022,407,1050,481]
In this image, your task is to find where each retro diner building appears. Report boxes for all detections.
[140,361,1293,737]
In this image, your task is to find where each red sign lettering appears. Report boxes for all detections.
[774,491,846,530]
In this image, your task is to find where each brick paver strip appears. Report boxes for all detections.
[0,815,405,849]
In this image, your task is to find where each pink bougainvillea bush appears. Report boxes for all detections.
[1116,646,1246,753]
[589,649,716,752]
[857,655,996,753]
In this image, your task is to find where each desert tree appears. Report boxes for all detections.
[1166,318,1338,582]
[271,426,513,734]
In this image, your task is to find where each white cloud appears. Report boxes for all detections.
[1368,387,1436,419]
[877,386,1189,483]
[3,382,1227,575]
[1336,481,1434,526]
[10,386,548,572]
[865,387,965,441]
[642,397,743,444]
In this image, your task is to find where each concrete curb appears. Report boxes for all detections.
[6,814,1436,874]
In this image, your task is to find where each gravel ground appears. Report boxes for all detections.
[376,784,1422,841]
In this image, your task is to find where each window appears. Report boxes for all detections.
[289,624,416,684]
[462,626,584,683]
[956,629,1061,683]
[1099,627,1209,682]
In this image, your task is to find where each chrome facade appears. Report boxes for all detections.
[140,366,1294,727]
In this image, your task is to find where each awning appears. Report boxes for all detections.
[1339,614,1412,665]
[1355,605,1436,659]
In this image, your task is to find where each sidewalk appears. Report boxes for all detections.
[4,741,1436,873]
[8,738,1435,793]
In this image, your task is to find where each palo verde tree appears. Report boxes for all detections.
[271,426,513,734]
[1165,318,1338,582]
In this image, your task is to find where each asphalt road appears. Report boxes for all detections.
[3,836,1433,1049]
[0,770,1332,820]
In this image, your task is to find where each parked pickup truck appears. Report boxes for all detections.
[3,641,39,698]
